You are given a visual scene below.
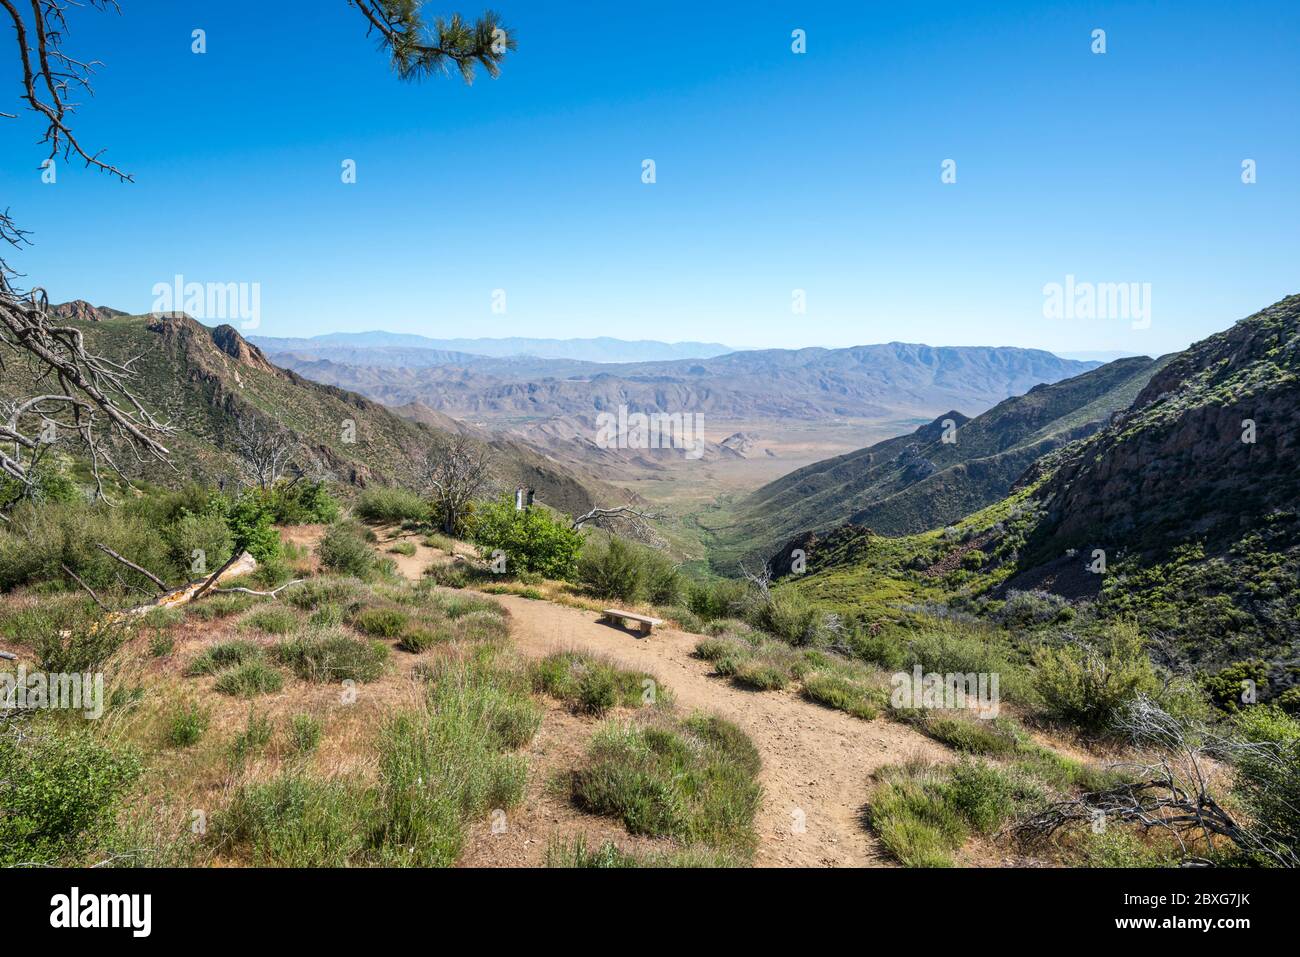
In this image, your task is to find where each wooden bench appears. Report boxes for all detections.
[600,608,664,636]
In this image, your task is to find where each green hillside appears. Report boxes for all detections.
[707,355,1164,572]
[781,294,1300,678]
[0,313,614,514]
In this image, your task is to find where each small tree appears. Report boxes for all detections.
[424,434,493,536]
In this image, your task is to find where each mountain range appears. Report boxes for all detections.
[260,342,1100,425]
[778,294,1300,671]
[708,353,1169,570]
[250,331,735,363]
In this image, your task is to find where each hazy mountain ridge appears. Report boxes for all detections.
[267,341,1100,424]
[251,331,735,363]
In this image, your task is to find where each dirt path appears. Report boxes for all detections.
[482,593,946,867]
[363,527,946,866]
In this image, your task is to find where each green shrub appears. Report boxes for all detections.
[529,652,663,714]
[1197,660,1271,713]
[148,632,175,658]
[231,710,275,760]
[214,660,286,698]
[731,659,790,691]
[576,535,681,604]
[423,562,470,588]
[269,481,340,525]
[470,496,582,578]
[1230,705,1300,863]
[286,576,367,612]
[752,588,822,645]
[240,606,300,635]
[352,606,410,638]
[570,715,761,855]
[389,541,417,557]
[216,774,371,866]
[802,671,885,720]
[398,624,444,653]
[1032,620,1158,732]
[166,702,210,746]
[355,487,431,525]
[290,714,322,754]
[686,579,750,622]
[165,511,234,578]
[272,629,389,683]
[187,594,254,620]
[0,723,142,866]
[185,640,263,676]
[28,601,131,673]
[227,493,282,564]
[316,522,376,578]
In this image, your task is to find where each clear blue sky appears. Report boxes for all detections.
[1,0,1296,355]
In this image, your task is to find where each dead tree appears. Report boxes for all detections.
[233,416,296,491]
[572,504,667,547]
[424,434,493,535]
[1014,696,1299,867]
[1,2,511,504]
[1,1,169,499]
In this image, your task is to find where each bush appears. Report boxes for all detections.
[389,541,417,557]
[165,511,234,578]
[290,714,322,754]
[227,493,282,564]
[27,601,131,673]
[1230,706,1300,862]
[216,774,372,867]
[273,629,389,683]
[166,702,210,746]
[576,535,681,605]
[352,606,410,638]
[317,522,376,578]
[802,671,885,720]
[995,589,1070,628]
[686,579,749,622]
[529,652,663,715]
[231,710,275,761]
[1032,620,1158,732]
[240,606,300,636]
[731,659,790,691]
[0,724,142,866]
[470,496,582,578]
[269,481,340,525]
[569,715,761,855]
[752,588,823,646]
[1198,660,1271,714]
[185,640,263,677]
[355,487,431,525]
[214,660,286,698]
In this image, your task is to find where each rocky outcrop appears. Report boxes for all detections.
[51,300,126,322]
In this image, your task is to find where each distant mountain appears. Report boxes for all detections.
[0,311,620,515]
[269,342,1100,425]
[251,332,736,364]
[781,294,1300,671]
[710,355,1165,571]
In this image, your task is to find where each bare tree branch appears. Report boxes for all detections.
[232,415,296,491]
[572,504,667,547]
[423,434,493,535]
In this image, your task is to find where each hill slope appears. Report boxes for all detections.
[782,294,1300,672]
[710,355,1164,570]
[0,313,616,515]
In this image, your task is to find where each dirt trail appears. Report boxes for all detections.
[482,593,946,866]
[353,528,947,866]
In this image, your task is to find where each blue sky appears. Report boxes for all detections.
[1,0,1296,355]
